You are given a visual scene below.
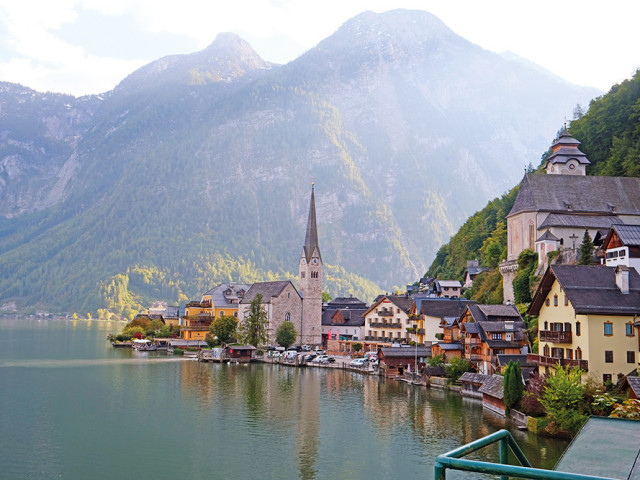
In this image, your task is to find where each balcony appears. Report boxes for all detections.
[378,310,394,317]
[181,325,210,332]
[539,330,572,343]
[468,354,483,361]
[527,354,588,371]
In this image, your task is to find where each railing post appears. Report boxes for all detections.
[500,436,509,480]
[434,461,446,480]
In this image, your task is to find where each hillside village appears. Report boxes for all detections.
[115,129,640,431]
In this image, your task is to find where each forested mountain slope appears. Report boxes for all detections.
[426,69,640,303]
[0,10,598,314]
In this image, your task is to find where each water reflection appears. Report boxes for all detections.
[1,319,570,480]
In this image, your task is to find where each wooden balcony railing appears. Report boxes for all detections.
[527,354,588,371]
[539,330,572,343]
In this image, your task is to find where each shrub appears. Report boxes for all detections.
[610,399,640,419]
[540,366,587,435]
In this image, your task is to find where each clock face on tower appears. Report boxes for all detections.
[312,258,317,264]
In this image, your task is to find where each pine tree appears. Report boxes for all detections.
[239,294,269,347]
[503,360,524,412]
[578,230,594,265]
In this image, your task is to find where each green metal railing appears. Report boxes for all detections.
[434,429,616,480]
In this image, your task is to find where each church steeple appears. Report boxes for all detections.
[303,184,322,264]
[299,184,322,346]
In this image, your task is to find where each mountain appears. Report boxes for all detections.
[0,10,599,314]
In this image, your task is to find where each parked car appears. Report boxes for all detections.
[350,358,366,367]
[320,356,335,364]
[301,345,311,351]
[314,349,325,355]
[304,354,317,362]
[312,355,329,363]
[363,352,377,361]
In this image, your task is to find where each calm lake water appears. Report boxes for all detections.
[0,318,568,479]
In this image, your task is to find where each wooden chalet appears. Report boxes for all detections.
[377,346,431,376]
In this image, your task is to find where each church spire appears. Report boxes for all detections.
[303,184,321,263]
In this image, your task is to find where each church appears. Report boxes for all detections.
[236,185,323,346]
[500,130,640,303]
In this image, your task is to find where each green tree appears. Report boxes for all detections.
[210,315,238,345]
[239,294,269,347]
[428,353,446,367]
[503,360,524,412]
[445,357,474,383]
[539,366,587,435]
[322,291,332,302]
[578,230,594,265]
[352,342,363,353]
[275,321,297,349]
[513,249,538,304]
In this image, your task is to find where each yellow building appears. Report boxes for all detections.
[529,264,640,384]
[181,283,251,341]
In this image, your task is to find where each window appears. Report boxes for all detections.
[553,295,558,307]
[604,322,613,336]
[603,374,612,384]
[576,322,581,336]
[529,221,535,248]
[551,347,564,359]
[545,298,550,307]
[219,311,224,317]
[543,345,550,357]
[234,312,238,318]
[492,333,502,340]
[301,272,305,278]
[626,323,634,336]
[564,295,569,306]
[285,313,291,322]
[566,349,573,360]
[628,351,636,363]
[576,347,582,360]
[605,350,613,363]
[544,321,549,331]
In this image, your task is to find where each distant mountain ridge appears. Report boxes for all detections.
[0,9,599,313]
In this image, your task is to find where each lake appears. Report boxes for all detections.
[0,317,568,479]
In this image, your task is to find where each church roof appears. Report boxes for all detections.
[538,213,621,230]
[545,131,590,166]
[302,186,322,263]
[508,174,640,218]
[535,229,560,242]
[240,281,300,304]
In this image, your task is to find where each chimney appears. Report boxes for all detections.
[616,265,630,294]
